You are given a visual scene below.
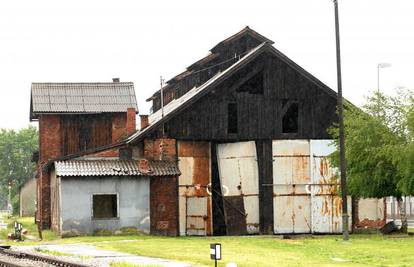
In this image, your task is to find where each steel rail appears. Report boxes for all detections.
[0,259,26,267]
[0,248,91,267]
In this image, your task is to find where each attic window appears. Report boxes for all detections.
[236,71,264,94]
[227,103,238,134]
[92,194,118,219]
[282,102,299,133]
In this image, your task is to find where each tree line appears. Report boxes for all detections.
[0,126,38,213]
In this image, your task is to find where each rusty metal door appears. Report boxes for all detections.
[273,140,311,234]
[178,141,212,236]
[310,140,352,233]
[217,141,260,234]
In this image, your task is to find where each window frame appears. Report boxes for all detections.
[91,193,120,220]
[281,100,301,135]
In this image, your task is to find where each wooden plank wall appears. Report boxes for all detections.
[157,52,337,141]
[61,114,112,155]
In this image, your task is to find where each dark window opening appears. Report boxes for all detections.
[228,103,238,134]
[282,102,299,133]
[92,194,118,219]
[236,71,264,94]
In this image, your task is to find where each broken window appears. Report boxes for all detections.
[92,194,118,219]
[227,103,238,134]
[282,102,299,133]
[236,71,264,94]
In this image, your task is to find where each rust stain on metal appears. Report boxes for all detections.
[333,197,342,217]
[178,141,212,235]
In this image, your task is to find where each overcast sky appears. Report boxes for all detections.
[1,0,413,129]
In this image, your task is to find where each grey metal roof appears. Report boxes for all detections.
[30,82,138,120]
[54,159,180,177]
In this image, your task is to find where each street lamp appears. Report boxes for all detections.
[377,63,391,92]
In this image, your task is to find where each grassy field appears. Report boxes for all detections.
[1,217,414,266]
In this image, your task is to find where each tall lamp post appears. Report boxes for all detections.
[333,0,349,241]
[377,63,391,92]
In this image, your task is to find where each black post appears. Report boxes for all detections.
[333,0,349,240]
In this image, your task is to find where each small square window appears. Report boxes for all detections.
[92,194,118,219]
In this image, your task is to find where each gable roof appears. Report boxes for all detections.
[30,82,138,120]
[146,26,273,102]
[128,41,340,144]
[211,26,274,53]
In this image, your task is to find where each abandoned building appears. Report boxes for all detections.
[30,27,385,236]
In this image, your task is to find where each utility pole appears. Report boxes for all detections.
[333,0,349,240]
[160,76,165,137]
[159,76,166,161]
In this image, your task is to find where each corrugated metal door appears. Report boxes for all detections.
[178,141,212,236]
[217,141,260,234]
[310,140,352,233]
[273,140,311,234]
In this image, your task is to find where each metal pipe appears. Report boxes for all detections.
[333,0,349,240]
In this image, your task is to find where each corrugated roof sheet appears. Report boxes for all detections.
[30,82,138,119]
[54,159,180,177]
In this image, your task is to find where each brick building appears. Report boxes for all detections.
[30,79,139,229]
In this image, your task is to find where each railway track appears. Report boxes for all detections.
[0,247,91,267]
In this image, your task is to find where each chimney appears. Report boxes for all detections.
[138,159,149,174]
[126,108,136,135]
[112,77,120,82]
[140,115,149,130]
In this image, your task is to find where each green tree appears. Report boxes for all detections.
[330,89,414,232]
[0,126,38,214]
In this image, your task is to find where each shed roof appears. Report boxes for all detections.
[54,159,180,177]
[30,82,138,120]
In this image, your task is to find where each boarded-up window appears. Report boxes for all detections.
[228,103,238,134]
[92,194,118,219]
[282,102,299,133]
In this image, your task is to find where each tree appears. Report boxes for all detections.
[329,88,414,232]
[0,126,38,214]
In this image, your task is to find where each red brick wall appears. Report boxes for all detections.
[112,113,128,143]
[144,138,176,161]
[150,176,179,236]
[127,108,137,136]
[145,138,178,236]
[38,115,62,228]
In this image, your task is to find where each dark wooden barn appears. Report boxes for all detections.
[126,27,360,236]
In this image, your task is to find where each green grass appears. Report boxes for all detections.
[92,235,414,267]
[2,217,414,266]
